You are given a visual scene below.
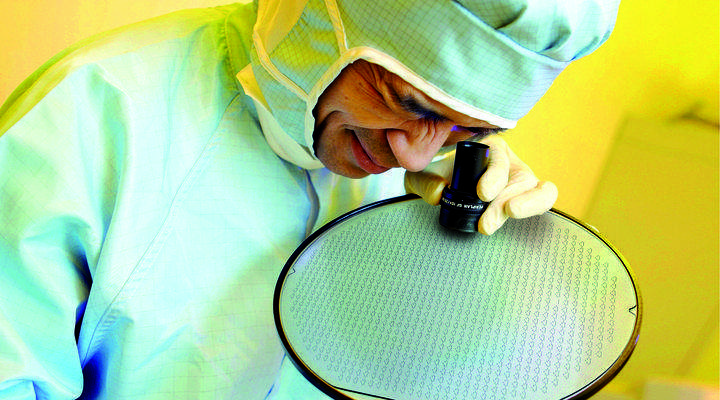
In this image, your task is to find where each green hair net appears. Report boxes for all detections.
[243,0,620,167]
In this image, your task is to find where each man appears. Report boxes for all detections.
[0,0,619,398]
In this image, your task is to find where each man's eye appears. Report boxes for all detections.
[452,126,505,141]
[422,111,448,124]
[395,95,449,124]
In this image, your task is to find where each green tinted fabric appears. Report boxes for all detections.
[250,0,620,159]
[0,0,618,398]
[0,3,404,399]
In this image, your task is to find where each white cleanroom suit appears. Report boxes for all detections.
[0,0,619,398]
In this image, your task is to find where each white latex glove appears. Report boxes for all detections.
[404,135,558,235]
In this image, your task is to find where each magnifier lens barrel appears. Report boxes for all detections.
[439,141,490,233]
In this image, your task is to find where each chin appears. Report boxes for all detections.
[328,165,370,179]
[316,150,368,179]
[320,160,369,179]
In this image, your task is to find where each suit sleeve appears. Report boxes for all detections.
[0,65,125,399]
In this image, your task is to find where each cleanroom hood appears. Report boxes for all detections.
[237,0,620,169]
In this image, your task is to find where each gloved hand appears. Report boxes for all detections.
[404,135,558,235]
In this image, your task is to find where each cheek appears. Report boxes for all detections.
[314,111,346,150]
[314,122,366,176]
[315,127,347,161]
[443,129,477,147]
[398,120,455,147]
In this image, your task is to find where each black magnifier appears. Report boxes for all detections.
[439,141,490,233]
[273,144,641,400]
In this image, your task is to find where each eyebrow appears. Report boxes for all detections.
[463,126,506,137]
[397,95,506,138]
[397,95,449,123]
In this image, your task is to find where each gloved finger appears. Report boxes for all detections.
[404,170,449,205]
[506,180,558,219]
[477,177,540,235]
[478,209,509,236]
[477,135,510,202]
[403,153,454,205]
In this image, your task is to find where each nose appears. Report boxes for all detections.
[386,126,449,172]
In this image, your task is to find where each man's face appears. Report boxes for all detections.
[312,60,500,178]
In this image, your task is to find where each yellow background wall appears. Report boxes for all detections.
[1,0,716,215]
[508,0,718,216]
[0,1,214,106]
[1,1,718,399]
